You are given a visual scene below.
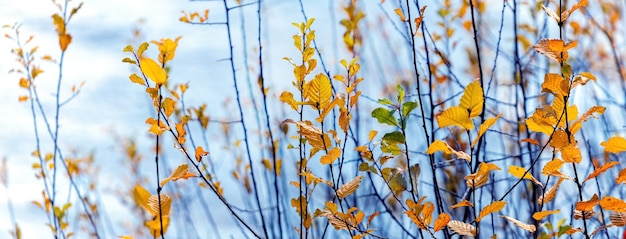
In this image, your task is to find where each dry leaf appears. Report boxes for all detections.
[447,220,476,236]
[476,201,506,222]
[500,215,536,232]
[337,176,363,199]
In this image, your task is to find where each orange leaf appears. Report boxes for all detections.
[321,147,341,165]
[394,8,406,21]
[195,146,209,162]
[533,39,577,63]
[541,73,567,95]
[476,201,506,222]
[433,213,450,232]
[584,161,619,183]
[533,210,561,221]
[437,106,473,130]
[617,168,626,184]
[520,138,539,145]
[600,196,626,212]
[160,164,195,187]
[459,80,484,118]
[162,97,175,118]
[450,200,474,209]
[542,158,564,176]
[561,145,582,163]
[575,194,599,211]
[59,34,72,52]
[140,58,167,84]
[18,77,29,88]
[538,177,564,205]
[601,136,626,154]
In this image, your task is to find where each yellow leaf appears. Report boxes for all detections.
[450,200,474,209]
[617,168,626,184]
[533,39,577,63]
[600,196,626,212]
[476,201,506,222]
[601,136,626,153]
[465,162,501,189]
[59,34,71,52]
[500,215,536,232]
[18,95,29,102]
[132,185,151,213]
[140,58,167,84]
[508,165,543,187]
[570,106,605,134]
[146,117,169,135]
[321,147,341,165]
[584,161,619,183]
[280,91,298,111]
[160,164,195,187]
[542,158,564,174]
[532,210,561,221]
[425,140,470,162]
[561,145,582,163]
[447,220,476,236]
[538,177,564,205]
[434,213,450,232]
[471,114,502,148]
[195,146,209,162]
[541,73,567,95]
[437,106,473,130]
[304,73,332,110]
[162,97,175,118]
[394,8,406,21]
[426,140,452,155]
[337,176,363,199]
[459,80,484,118]
[19,77,29,88]
[368,130,378,142]
[575,194,599,211]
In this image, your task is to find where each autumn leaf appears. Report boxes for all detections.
[617,168,626,184]
[601,136,626,153]
[437,106,473,130]
[600,196,626,212]
[501,215,536,232]
[425,140,452,155]
[132,184,151,213]
[160,164,195,187]
[337,176,363,199]
[471,114,502,148]
[459,80,484,118]
[508,165,543,187]
[162,97,175,118]
[538,177,564,205]
[542,73,568,96]
[476,201,506,222]
[560,0,589,23]
[425,140,470,162]
[584,161,619,183]
[433,213,450,232]
[195,146,208,162]
[575,194,599,211]
[447,220,476,236]
[59,34,71,52]
[304,73,332,110]
[465,162,501,189]
[140,58,167,84]
[320,147,341,165]
[561,145,582,163]
[532,210,561,221]
[146,117,169,135]
[450,200,474,209]
[533,39,577,63]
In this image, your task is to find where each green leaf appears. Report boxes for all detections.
[396,85,405,103]
[382,167,406,194]
[381,142,402,155]
[372,107,398,126]
[402,101,418,117]
[378,98,394,106]
[359,162,378,175]
[382,131,405,144]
